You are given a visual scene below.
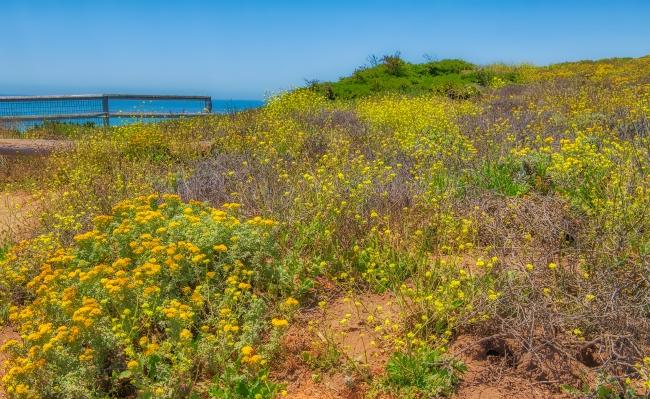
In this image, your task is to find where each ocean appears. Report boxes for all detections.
[107,99,263,126]
[109,99,263,114]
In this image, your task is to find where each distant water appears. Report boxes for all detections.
[0,96,264,130]
[108,99,263,126]
[109,99,263,114]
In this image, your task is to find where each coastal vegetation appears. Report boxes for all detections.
[307,52,528,100]
[0,55,649,398]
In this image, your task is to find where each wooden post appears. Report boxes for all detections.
[102,95,110,127]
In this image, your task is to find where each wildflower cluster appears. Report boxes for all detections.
[0,194,284,398]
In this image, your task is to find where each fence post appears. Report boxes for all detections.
[102,95,110,127]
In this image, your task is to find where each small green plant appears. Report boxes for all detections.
[381,51,407,77]
[384,348,467,397]
[20,120,97,140]
[208,364,282,399]
[472,158,530,196]
[300,344,341,372]
[0,242,8,262]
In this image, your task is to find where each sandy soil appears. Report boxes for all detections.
[450,334,571,399]
[274,281,580,399]
[0,191,36,243]
[273,288,396,399]
[0,139,74,156]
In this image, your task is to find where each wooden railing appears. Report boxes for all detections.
[0,94,212,127]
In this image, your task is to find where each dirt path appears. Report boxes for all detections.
[0,139,214,157]
[0,139,74,156]
[278,286,574,399]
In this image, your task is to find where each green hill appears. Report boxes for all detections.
[308,53,525,100]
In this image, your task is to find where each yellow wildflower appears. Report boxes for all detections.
[179,329,192,340]
[271,318,289,328]
[241,346,254,356]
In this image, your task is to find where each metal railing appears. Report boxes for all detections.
[0,94,212,128]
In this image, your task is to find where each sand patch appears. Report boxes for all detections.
[450,334,572,399]
[0,191,38,243]
[273,288,396,398]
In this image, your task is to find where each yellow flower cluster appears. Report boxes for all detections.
[271,318,289,328]
[0,194,281,397]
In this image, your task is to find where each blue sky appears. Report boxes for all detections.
[1,0,649,99]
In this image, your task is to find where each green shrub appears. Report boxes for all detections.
[427,59,475,76]
[384,348,466,397]
[311,57,482,99]
[471,158,530,196]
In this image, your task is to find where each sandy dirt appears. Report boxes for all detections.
[0,191,37,243]
[450,334,571,399]
[273,288,396,399]
[0,139,74,156]
[274,283,581,399]
[276,331,574,398]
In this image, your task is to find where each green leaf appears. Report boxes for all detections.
[453,360,468,374]
[249,385,263,396]
[451,299,464,308]
[258,367,270,378]
[235,381,249,396]
[561,384,580,394]
[301,351,314,362]
[597,385,613,397]
[118,370,132,379]
[301,278,314,291]
[148,354,161,379]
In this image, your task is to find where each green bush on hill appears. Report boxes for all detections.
[309,53,521,100]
